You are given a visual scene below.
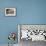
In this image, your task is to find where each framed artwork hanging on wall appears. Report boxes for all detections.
[5,8,16,16]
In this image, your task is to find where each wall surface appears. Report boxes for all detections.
[0,0,46,44]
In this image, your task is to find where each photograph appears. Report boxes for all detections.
[0,0,46,46]
[5,8,16,16]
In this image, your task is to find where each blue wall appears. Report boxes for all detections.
[0,0,46,44]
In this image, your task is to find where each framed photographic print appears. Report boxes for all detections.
[5,8,16,16]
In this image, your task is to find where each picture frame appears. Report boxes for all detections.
[5,8,16,16]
